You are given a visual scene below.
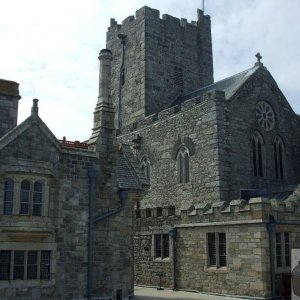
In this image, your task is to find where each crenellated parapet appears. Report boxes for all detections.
[118,90,224,135]
[135,194,300,225]
[183,196,300,223]
[106,6,214,129]
[108,6,210,33]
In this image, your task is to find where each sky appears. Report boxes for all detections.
[1,0,299,141]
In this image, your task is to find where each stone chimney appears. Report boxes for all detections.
[0,79,21,138]
[88,49,116,158]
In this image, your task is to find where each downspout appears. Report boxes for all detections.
[169,228,177,291]
[267,215,276,300]
[117,34,127,130]
[87,167,128,300]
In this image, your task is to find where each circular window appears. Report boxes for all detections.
[256,101,275,131]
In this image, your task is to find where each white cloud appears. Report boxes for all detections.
[0,0,299,140]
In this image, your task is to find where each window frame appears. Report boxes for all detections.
[252,131,264,177]
[2,177,46,217]
[274,136,285,180]
[0,250,51,281]
[207,232,227,268]
[141,157,151,182]
[3,178,14,215]
[176,146,190,184]
[153,234,170,260]
[275,232,291,269]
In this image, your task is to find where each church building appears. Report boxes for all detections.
[1,5,300,300]
[108,6,300,299]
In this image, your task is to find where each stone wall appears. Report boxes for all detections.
[107,6,213,128]
[0,114,136,299]
[220,67,300,200]
[118,91,225,210]
[134,196,300,298]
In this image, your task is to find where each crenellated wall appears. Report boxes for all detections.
[107,6,213,129]
[134,195,300,298]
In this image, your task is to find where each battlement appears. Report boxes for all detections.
[108,6,210,32]
[107,6,214,130]
[119,90,224,135]
[135,190,300,225]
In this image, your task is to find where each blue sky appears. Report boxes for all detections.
[1,0,299,141]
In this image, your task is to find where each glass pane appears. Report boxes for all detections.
[208,233,216,266]
[155,235,162,258]
[0,251,11,280]
[219,233,227,267]
[157,207,162,217]
[20,181,30,215]
[27,251,38,280]
[3,179,14,215]
[13,251,25,280]
[252,139,257,176]
[40,251,51,280]
[162,234,169,258]
[274,143,278,179]
[258,140,263,177]
[284,232,290,267]
[34,181,43,193]
[184,153,189,183]
[276,233,282,267]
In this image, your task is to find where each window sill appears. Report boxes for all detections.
[206,266,228,273]
[153,257,171,263]
[275,267,291,274]
[0,279,54,288]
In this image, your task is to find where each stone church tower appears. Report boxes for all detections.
[106,6,213,129]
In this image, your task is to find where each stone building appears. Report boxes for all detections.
[106,6,300,299]
[0,50,144,299]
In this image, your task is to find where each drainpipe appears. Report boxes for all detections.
[117,34,127,130]
[169,228,177,291]
[87,167,128,300]
[267,215,276,300]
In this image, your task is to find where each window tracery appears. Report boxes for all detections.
[252,131,264,177]
[177,146,189,183]
[274,136,284,180]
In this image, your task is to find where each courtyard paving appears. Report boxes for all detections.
[134,286,241,300]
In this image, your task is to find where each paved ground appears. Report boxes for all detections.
[133,286,241,300]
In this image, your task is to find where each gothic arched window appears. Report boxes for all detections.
[20,180,31,215]
[274,136,284,180]
[141,157,151,181]
[252,131,264,177]
[33,181,43,216]
[177,146,190,183]
[3,179,14,215]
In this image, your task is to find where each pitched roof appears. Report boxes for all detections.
[0,114,61,151]
[117,144,149,190]
[169,65,260,107]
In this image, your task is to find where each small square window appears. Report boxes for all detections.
[168,206,175,216]
[146,208,152,218]
[156,207,162,217]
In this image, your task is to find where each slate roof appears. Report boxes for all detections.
[117,144,149,190]
[240,185,297,201]
[169,65,259,108]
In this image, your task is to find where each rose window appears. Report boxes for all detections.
[256,101,275,131]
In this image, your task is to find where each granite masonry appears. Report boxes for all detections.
[1,5,300,300]
[107,6,300,300]
[0,50,145,299]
